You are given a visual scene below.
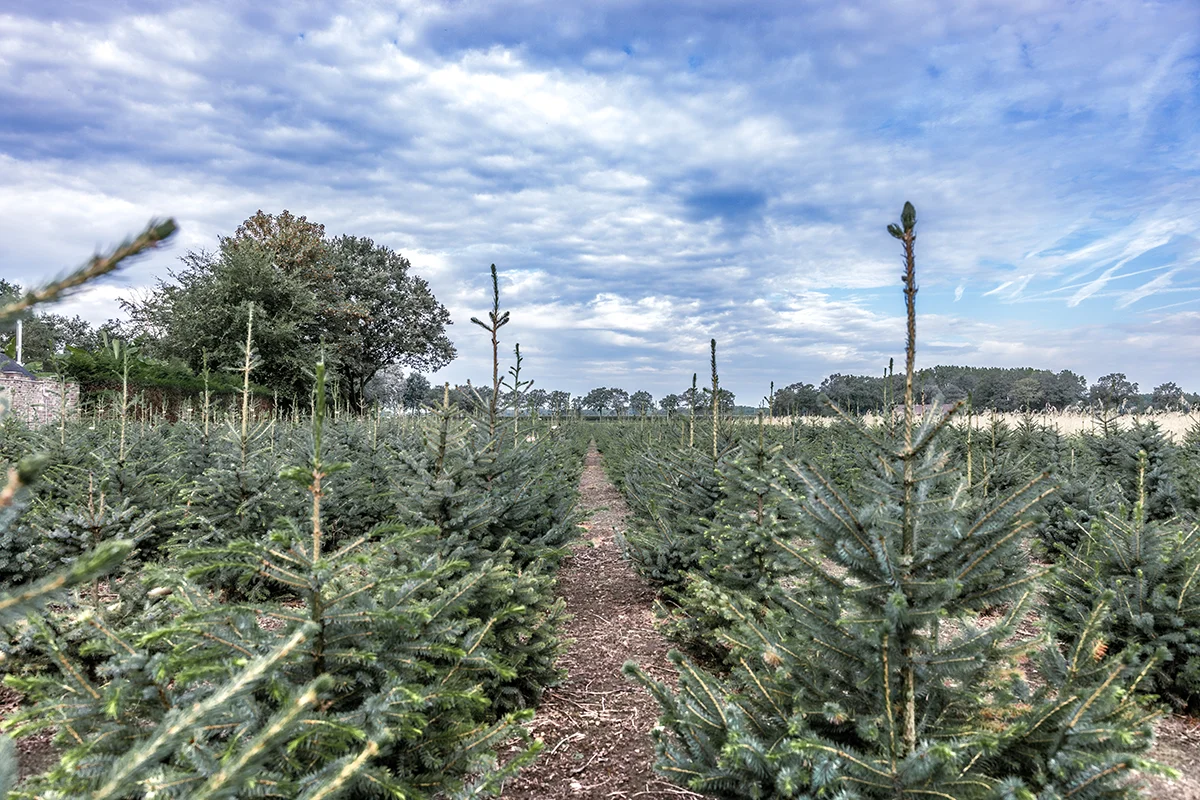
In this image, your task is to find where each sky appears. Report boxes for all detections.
[1,0,1198,404]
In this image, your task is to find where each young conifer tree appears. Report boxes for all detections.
[169,307,294,598]
[388,382,574,710]
[10,359,540,798]
[666,414,802,663]
[503,343,534,444]
[178,359,541,793]
[626,202,1167,799]
[470,264,510,439]
[1049,449,1200,712]
[0,221,174,792]
[1179,419,1200,516]
[711,339,720,463]
[1125,421,1179,521]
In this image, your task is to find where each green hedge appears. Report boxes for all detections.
[46,347,272,398]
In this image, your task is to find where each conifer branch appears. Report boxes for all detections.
[90,624,317,800]
[0,219,177,323]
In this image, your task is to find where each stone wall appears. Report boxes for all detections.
[0,375,79,426]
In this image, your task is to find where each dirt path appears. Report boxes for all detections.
[502,444,697,800]
[498,443,1200,799]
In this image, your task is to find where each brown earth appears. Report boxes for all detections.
[0,685,57,780]
[1146,715,1200,799]
[501,444,701,800]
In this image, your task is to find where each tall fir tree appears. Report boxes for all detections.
[626,202,1167,799]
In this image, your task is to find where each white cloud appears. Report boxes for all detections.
[1,0,1198,399]
[1067,265,1121,307]
[1117,268,1180,309]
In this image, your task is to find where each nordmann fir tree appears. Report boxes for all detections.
[387,383,573,711]
[711,339,720,463]
[1048,449,1200,713]
[169,306,296,599]
[10,360,540,797]
[1178,419,1200,517]
[609,424,723,591]
[503,343,533,445]
[0,220,177,793]
[0,454,135,797]
[1122,421,1179,522]
[172,359,542,795]
[470,265,510,439]
[665,414,802,664]
[626,202,1169,799]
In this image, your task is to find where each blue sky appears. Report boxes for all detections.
[1,0,1198,403]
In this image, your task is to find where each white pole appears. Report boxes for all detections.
[15,319,22,364]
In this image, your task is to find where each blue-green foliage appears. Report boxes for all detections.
[622,405,1167,799]
[0,366,586,797]
[1048,495,1200,712]
[613,204,1171,799]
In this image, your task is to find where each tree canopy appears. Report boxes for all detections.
[123,211,455,407]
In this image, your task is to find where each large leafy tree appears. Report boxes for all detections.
[1011,375,1044,409]
[126,239,321,396]
[323,234,455,408]
[125,212,454,405]
[1153,381,1186,409]
[547,390,571,416]
[819,372,884,411]
[525,388,549,414]
[583,387,612,417]
[0,279,112,363]
[402,372,432,412]
[699,387,735,412]
[772,381,820,415]
[234,209,329,284]
[630,390,654,415]
[1090,372,1139,410]
[609,387,631,417]
[1042,368,1088,407]
[660,393,682,416]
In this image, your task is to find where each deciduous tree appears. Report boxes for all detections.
[1091,372,1139,410]
[124,212,454,406]
[630,390,654,415]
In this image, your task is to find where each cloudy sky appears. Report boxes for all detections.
[2,1,1198,403]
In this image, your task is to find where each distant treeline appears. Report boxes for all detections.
[772,365,1191,415]
[385,365,1191,420]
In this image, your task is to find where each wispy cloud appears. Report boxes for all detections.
[1117,268,1181,309]
[1068,265,1122,307]
[0,0,1198,398]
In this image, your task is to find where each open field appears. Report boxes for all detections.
[768,410,1200,441]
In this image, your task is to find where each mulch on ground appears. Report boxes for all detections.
[501,444,700,800]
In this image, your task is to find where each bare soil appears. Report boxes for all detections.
[0,685,57,780]
[501,444,699,800]
[1146,715,1200,799]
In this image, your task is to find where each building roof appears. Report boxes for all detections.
[0,354,36,379]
